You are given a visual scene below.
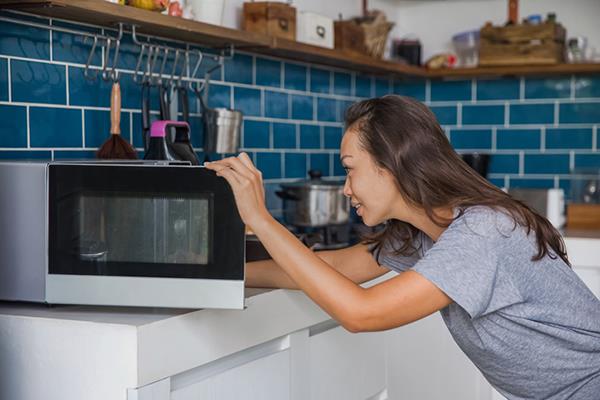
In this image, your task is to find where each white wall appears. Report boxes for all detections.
[219,0,600,63]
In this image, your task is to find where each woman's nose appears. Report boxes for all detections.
[343,177,352,198]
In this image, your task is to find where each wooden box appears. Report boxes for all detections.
[567,204,600,229]
[334,20,368,56]
[479,21,566,66]
[243,2,296,41]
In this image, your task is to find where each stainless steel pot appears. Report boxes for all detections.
[277,170,350,227]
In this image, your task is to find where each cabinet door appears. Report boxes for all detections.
[309,325,386,400]
[170,349,290,400]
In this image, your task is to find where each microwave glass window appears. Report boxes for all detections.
[78,192,211,265]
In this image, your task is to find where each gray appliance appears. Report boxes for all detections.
[0,161,245,309]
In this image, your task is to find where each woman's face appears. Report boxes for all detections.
[340,128,409,226]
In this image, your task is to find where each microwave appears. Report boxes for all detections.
[0,161,245,309]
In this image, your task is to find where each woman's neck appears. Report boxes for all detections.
[409,207,455,242]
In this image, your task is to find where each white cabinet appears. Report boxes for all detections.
[171,350,290,400]
[309,323,387,400]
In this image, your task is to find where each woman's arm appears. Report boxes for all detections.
[205,154,452,333]
[246,243,390,289]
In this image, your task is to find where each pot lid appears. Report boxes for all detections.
[280,169,345,189]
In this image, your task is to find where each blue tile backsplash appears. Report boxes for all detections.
[1,12,600,217]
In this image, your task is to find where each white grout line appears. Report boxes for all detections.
[504,175,510,188]
[519,151,524,175]
[351,72,356,98]
[471,79,476,103]
[251,55,256,86]
[569,150,575,172]
[540,126,546,152]
[319,125,324,149]
[554,175,560,188]
[593,125,598,151]
[7,58,12,102]
[570,75,576,99]
[81,108,85,147]
[554,101,559,126]
[269,121,274,149]
[26,105,30,148]
[457,103,462,127]
[425,80,431,103]
[295,124,300,149]
[504,102,510,127]
[491,127,497,151]
[65,65,70,105]
[519,77,525,101]
[48,19,53,62]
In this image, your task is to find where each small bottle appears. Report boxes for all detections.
[144,121,178,161]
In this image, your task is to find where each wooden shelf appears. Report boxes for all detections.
[1,0,599,79]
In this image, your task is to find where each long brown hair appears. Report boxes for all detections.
[345,95,569,266]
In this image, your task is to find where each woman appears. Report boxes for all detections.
[205,95,600,399]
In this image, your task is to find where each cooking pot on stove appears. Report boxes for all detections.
[276,170,350,228]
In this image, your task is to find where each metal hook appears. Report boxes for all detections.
[101,37,112,81]
[147,45,160,85]
[110,23,124,82]
[169,49,181,87]
[133,42,146,83]
[83,35,98,81]
[177,47,189,87]
[158,47,169,87]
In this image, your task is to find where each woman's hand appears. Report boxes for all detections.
[204,152,270,229]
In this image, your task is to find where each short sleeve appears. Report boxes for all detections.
[412,211,524,319]
[372,231,432,273]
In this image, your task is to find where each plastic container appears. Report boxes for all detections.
[190,0,225,25]
[452,30,480,67]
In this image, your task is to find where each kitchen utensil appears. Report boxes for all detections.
[196,73,242,154]
[141,80,151,151]
[452,30,479,67]
[97,81,137,160]
[144,120,179,161]
[277,169,350,228]
[167,120,200,165]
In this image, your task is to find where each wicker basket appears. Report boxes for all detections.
[361,11,394,59]
[334,10,393,59]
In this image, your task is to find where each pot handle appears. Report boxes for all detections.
[276,190,300,201]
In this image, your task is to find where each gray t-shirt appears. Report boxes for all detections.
[375,206,600,399]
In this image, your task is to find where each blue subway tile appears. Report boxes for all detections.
[265,90,288,118]
[324,126,343,149]
[310,153,330,176]
[0,105,27,147]
[54,150,96,160]
[11,60,66,105]
[131,110,160,149]
[546,128,593,150]
[488,154,519,174]
[488,178,505,188]
[450,129,492,150]
[497,129,541,150]
[300,125,320,149]
[333,152,345,176]
[0,58,7,101]
[317,98,337,122]
[84,109,131,148]
[285,152,306,178]
[208,83,232,109]
[233,87,260,116]
[264,182,282,213]
[355,75,372,97]
[284,63,307,91]
[430,105,457,125]
[575,76,600,98]
[0,20,50,59]
[224,54,253,84]
[256,58,281,88]
[525,78,570,99]
[256,152,281,179]
[30,107,82,147]
[430,80,471,102]
[510,103,554,125]
[187,116,204,149]
[291,95,313,120]
[574,154,600,170]
[559,179,572,200]
[392,80,426,101]
[476,78,520,100]
[524,154,570,174]
[559,103,600,124]
[375,78,390,97]
[310,67,330,94]
[69,66,112,107]
[117,73,145,111]
[333,72,352,96]
[243,120,269,149]
[52,31,102,66]
[508,178,554,189]
[462,105,504,125]
[273,123,296,149]
[0,150,51,160]
[338,100,354,123]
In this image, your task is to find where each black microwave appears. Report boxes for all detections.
[0,161,245,309]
